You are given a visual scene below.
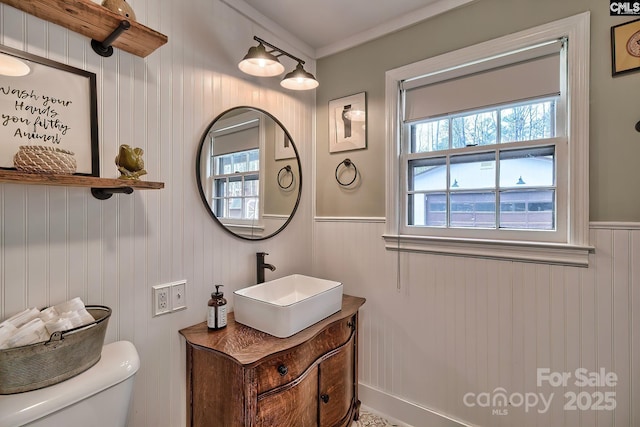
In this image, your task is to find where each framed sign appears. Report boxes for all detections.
[0,45,99,176]
[328,92,366,153]
[611,18,640,76]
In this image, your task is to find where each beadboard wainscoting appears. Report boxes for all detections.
[313,219,640,427]
[0,1,314,426]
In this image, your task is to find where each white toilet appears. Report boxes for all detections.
[0,340,140,427]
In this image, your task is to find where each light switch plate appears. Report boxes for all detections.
[171,280,187,311]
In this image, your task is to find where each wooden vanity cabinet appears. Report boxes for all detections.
[179,295,365,427]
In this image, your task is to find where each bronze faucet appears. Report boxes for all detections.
[256,252,276,284]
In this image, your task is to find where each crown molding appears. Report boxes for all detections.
[220,0,316,60]
[223,0,476,60]
[315,0,477,58]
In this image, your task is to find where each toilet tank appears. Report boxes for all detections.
[0,341,140,427]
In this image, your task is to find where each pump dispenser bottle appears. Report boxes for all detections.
[207,285,227,330]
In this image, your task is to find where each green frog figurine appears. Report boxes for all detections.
[115,144,147,180]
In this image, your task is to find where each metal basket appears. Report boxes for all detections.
[0,306,111,394]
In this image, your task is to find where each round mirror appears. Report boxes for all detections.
[196,106,302,240]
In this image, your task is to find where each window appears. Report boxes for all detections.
[408,103,557,231]
[384,13,592,266]
[211,149,260,221]
[202,111,266,235]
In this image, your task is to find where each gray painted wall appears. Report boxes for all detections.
[316,0,640,221]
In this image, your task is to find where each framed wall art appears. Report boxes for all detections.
[611,18,640,76]
[274,125,295,160]
[0,44,99,176]
[328,92,366,153]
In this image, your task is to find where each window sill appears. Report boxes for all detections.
[221,223,264,238]
[382,234,593,267]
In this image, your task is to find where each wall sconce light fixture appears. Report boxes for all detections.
[238,36,318,90]
[0,52,30,76]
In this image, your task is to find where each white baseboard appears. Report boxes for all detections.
[358,383,476,427]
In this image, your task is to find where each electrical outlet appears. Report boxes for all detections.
[171,280,187,311]
[152,284,172,316]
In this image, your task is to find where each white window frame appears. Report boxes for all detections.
[384,12,592,266]
[207,112,266,237]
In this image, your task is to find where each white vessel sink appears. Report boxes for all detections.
[233,274,343,338]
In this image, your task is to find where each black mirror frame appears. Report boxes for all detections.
[195,106,302,241]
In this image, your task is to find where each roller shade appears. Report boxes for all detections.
[212,126,259,156]
[403,40,563,122]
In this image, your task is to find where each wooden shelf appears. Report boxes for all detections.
[0,0,168,58]
[0,170,164,199]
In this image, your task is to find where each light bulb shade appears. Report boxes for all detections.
[238,43,285,77]
[0,53,30,76]
[280,63,319,90]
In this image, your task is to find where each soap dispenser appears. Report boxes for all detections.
[207,285,227,330]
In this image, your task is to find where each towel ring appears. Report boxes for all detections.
[335,158,357,187]
[277,165,294,190]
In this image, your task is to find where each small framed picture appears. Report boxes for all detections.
[0,44,99,175]
[328,92,366,153]
[274,125,295,160]
[611,18,640,76]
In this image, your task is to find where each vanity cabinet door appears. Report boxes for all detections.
[319,334,355,427]
[257,367,318,427]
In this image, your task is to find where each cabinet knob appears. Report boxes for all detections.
[320,394,330,404]
[347,320,355,330]
[277,364,288,376]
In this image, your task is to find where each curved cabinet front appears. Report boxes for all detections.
[319,337,354,427]
[179,295,365,427]
[257,367,318,426]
